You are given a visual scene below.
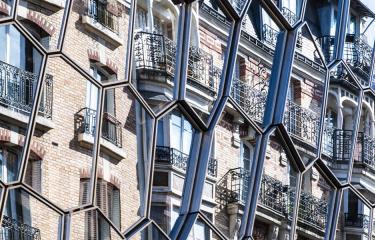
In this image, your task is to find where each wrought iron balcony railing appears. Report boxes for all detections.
[354,133,375,170]
[86,0,119,33]
[298,191,328,231]
[281,7,297,25]
[318,35,372,76]
[134,31,220,94]
[323,128,353,162]
[262,24,279,46]
[0,60,53,119]
[79,107,123,148]
[215,167,250,205]
[0,215,41,240]
[344,213,369,229]
[284,100,320,146]
[155,146,218,177]
[258,174,286,214]
[231,78,268,123]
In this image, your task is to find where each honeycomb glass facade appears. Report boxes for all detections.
[0,0,374,239]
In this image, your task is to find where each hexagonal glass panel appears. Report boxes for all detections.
[252,129,299,239]
[322,62,361,183]
[94,86,154,232]
[2,187,62,239]
[150,107,200,235]
[336,189,371,240]
[63,0,129,82]
[230,4,282,127]
[128,222,169,240]
[131,0,180,114]
[295,165,334,239]
[186,214,223,240]
[274,0,304,26]
[211,113,258,239]
[24,56,99,210]
[16,0,67,51]
[283,24,327,164]
[0,23,44,184]
[69,209,124,239]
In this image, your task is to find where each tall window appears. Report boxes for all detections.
[0,147,19,183]
[170,112,193,155]
[80,178,121,238]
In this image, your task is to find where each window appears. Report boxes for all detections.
[170,112,193,155]
[80,178,121,237]
[0,146,20,183]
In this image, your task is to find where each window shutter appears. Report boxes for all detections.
[97,180,108,216]
[32,160,42,193]
[81,179,97,239]
[111,188,120,228]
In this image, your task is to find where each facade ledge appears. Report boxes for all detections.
[81,15,123,47]
[77,132,126,160]
[27,0,65,11]
[0,106,54,131]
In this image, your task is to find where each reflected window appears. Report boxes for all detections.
[0,147,19,182]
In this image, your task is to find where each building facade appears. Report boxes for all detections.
[0,0,374,239]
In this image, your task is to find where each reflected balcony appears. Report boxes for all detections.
[298,191,328,232]
[86,0,118,34]
[344,213,369,230]
[0,215,41,240]
[134,31,220,97]
[77,107,124,157]
[318,35,372,81]
[231,77,268,123]
[155,146,218,178]
[0,60,53,124]
[284,100,320,147]
[323,128,353,162]
[281,7,297,25]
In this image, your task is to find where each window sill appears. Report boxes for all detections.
[81,15,122,47]
[78,132,126,160]
[27,0,65,11]
[0,106,55,131]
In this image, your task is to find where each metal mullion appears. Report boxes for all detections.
[122,0,137,83]
[334,0,350,61]
[57,0,75,51]
[328,188,344,240]
[317,69,331,160]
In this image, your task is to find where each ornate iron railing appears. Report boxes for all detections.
[318,35,372,76]
[281,7,297,25]
[322,125,336,158]
[231,78,268,123]
[258,175,286,214]
[344,213,369,229]
[215,167,250,205]
[86,0,119,33]
[155,146,218,177]
[79,108,123,147]
[354,133,375,169]
[333,129,353,162]
[262,24,279,46]
[298,191,328,231]
[0,60,53,119]
[284,100,320,146]
[0,215,41,240]
[134,31,220,93]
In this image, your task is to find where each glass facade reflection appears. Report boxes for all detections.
[0,0,374,239]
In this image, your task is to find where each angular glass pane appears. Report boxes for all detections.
[283,24,327,163]
[336,189,371,240]
[322,63,361,183]
[63,0,129,82]
[295,166,334,239]
[185,0,233,123]
[70,209,124,239]
[131,0,180,114]
[16,0,67,51]
[129,223,169,240]
[24,57,98,210]
[185,215,223,240]
[94,86,153,231]
[0,24,44,184]
[231,4,282,126]
[212,114,257,239]
[2,188,62,239]
[151,108,199,234]
[252,130,299,239]
[274,0,304,26]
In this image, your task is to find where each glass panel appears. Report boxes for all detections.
[187,215,222,240]
[131,0,180,114]
[151,108,198,234]
[129,223,169,240]
[2,188,62,239]
[95,86,153,231]
[252,129,299,239]
[24,57,98,210]
[0,0,13,20]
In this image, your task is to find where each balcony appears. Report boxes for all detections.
[262,24,279,46]
[0,60,54,129]
[281,7,297,25]
[318,35,372,80]
[323,128,353,162]
[344,213,369,230]
[155,146,218,178]
[231,78,268,123]
[354,133,375,171]
[284,100,320,147]
[298,191,328,231]
[82,0,121,46]
[134,31,220,96]
[0,215,41,240]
